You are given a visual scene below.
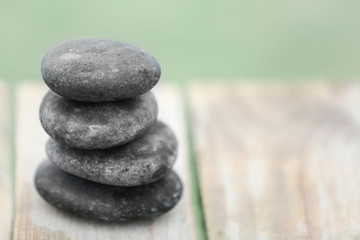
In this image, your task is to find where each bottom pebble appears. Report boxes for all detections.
[34,160,183,222]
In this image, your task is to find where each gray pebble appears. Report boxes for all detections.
[35,160,182,222]
[41,38,161,102]
[46,121,178,186]
[40,91,157,150]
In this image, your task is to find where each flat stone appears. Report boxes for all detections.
[40,91,157,150]
[46,121,178,186]
[41,38,161,102]
[35,161,182,222]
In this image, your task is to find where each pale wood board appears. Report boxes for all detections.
[14,83,196,240]
[190,83,360,240]
[0,82,11,240]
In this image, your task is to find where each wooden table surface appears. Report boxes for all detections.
[2,82,360,239]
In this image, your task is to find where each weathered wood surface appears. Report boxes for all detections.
[190,83,360,240]
[0,82,11,240]
[14,83,196,240]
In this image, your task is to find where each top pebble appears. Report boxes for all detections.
[41,38,161,102]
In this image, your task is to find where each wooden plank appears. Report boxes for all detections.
[0,82,11,240]
[190,83,360,240]
[14,83,196,240]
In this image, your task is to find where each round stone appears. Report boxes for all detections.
[40,90,158,150]
[41,38,161,102]
[35,161,182,222]
[46,121,178,186]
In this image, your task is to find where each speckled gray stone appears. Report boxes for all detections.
[40,90,157,150]
[46,121,178,186]
[41,38,161,102]
[35,160,182,222]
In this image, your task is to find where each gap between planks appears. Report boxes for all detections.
[0,82,11,240]
[190,82,360,240]
[13,83,196,240]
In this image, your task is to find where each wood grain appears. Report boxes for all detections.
[0,82,11,240]
[190,83,360,240]
[14,83,196,240]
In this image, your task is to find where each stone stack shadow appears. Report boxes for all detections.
[35,38,182,222]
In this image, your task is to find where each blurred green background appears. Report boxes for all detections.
[1,0,360,85]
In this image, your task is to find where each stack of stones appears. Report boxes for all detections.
[35,38,182,222]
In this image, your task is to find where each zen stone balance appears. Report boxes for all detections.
[35,38,182,221]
